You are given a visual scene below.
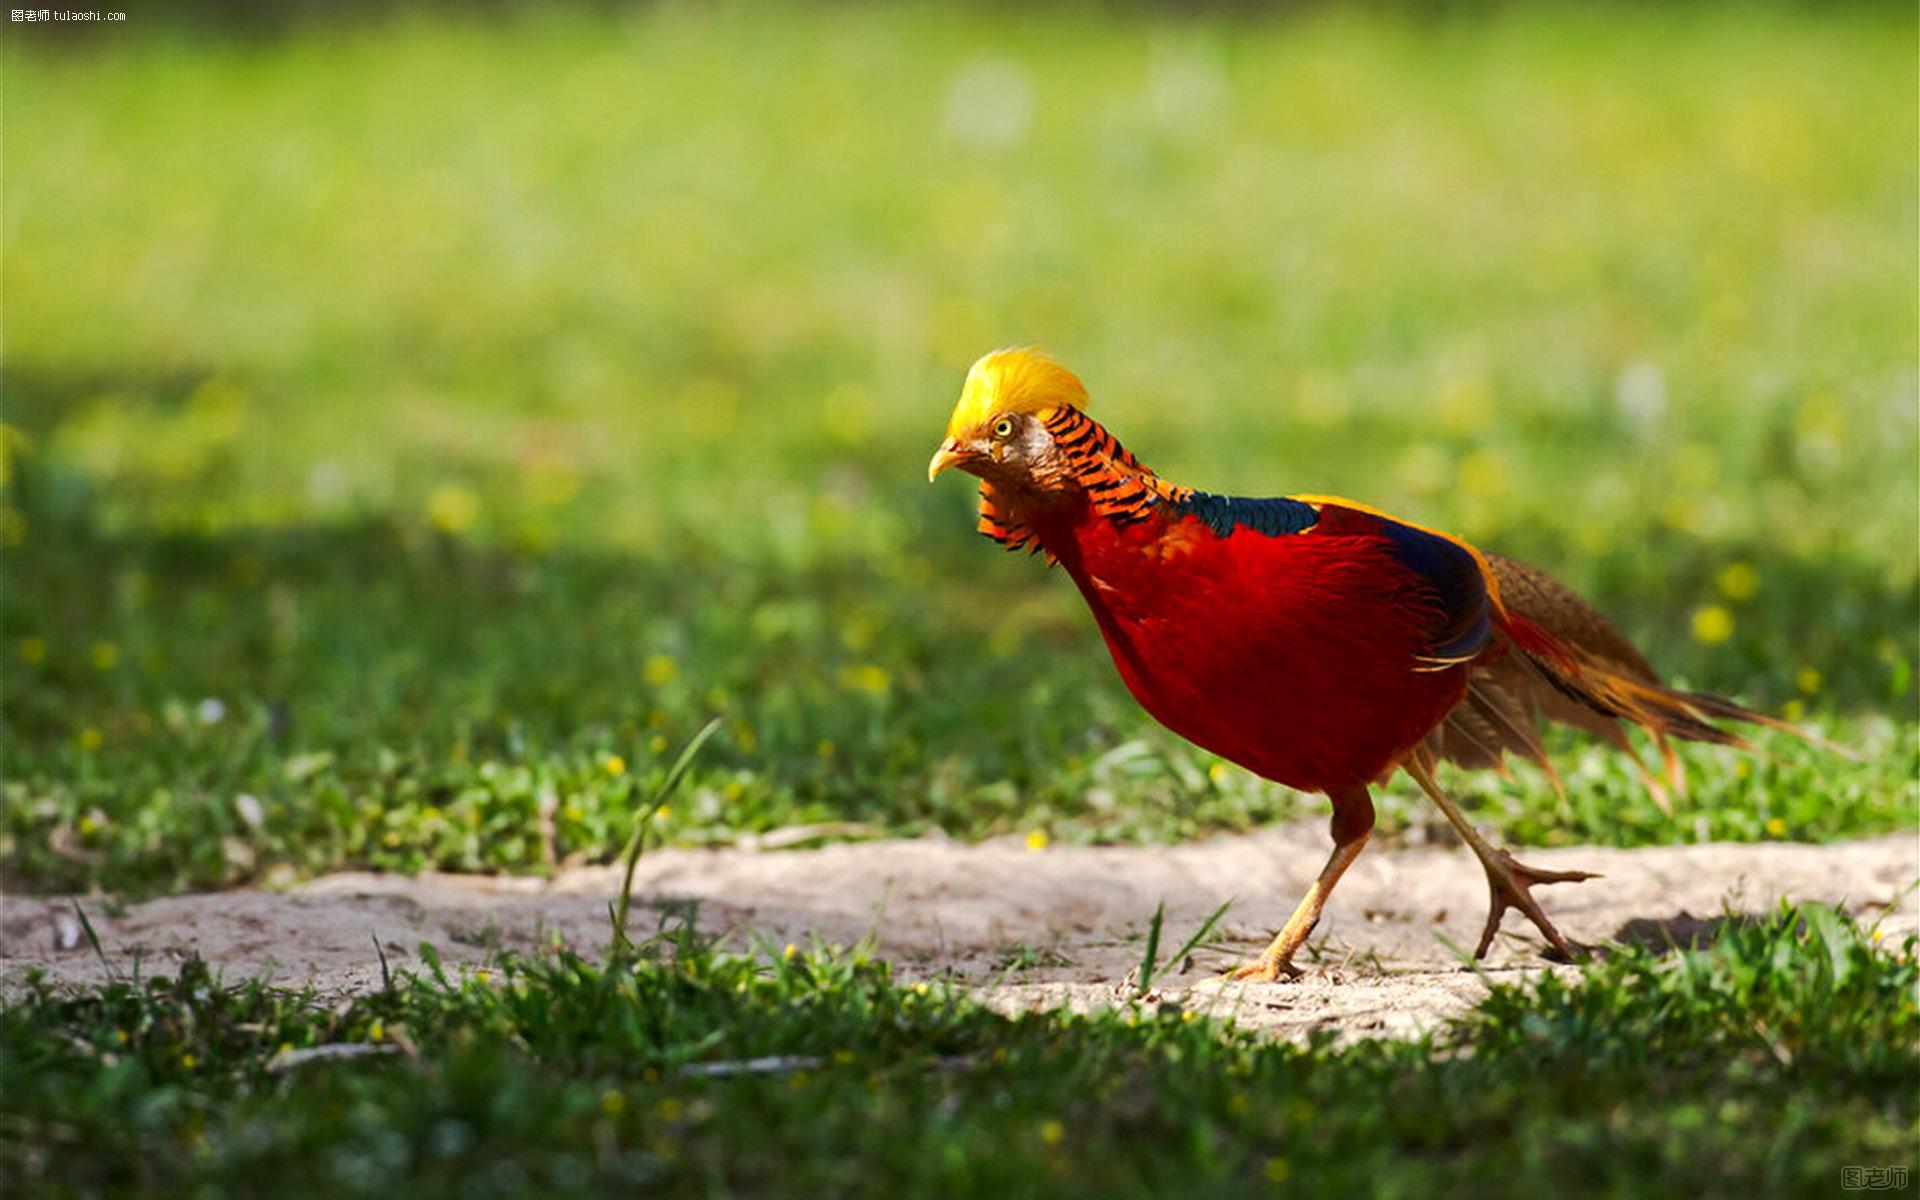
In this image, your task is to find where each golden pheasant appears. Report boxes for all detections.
[929,349,1799,980]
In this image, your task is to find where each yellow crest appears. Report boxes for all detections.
[945,348,1089,440]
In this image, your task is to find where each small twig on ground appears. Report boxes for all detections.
[675,1053,976,1079]
[267,1043,403,1073]
[677,1055,822,1078]
[733,822,883,851]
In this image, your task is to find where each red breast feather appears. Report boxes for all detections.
[1037,503,1473,793]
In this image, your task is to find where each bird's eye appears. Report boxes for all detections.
[992,417,1015,439]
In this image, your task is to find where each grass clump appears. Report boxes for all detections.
[2,1,1916,893]
[3,902,1912,1198]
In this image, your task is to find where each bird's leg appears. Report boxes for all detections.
[1225,787,1373,982]
[1404,758,1597,961]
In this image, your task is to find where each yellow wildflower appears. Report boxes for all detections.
[1795,667,1821,695]
[1764,817,1787,837]
[600,1089,625,1117]
[1040,1120,1065,1146]
[77,728,103,752]
[1025,829,1050,852]
[838,663,891,696]
[643,654,678,686]
[603,754,627,777]
[1691,606,1734,645]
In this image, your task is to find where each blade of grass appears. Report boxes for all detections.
[611,716,724,959]
[70,902,115,981]
[1134,901,1165,999]
[1136,898,1234,997]
[1161,898,1234,977]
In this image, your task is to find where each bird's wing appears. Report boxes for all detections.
[1303,499,1494,670]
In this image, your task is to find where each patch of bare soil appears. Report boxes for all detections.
[4,827,1914,1043]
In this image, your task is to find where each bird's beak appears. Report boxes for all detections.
[927,439,968,482]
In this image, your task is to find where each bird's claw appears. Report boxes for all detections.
[1221,957,1305,984]
[1475,848,1599,961]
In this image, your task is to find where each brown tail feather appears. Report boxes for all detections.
[1425,554,1835,790]
[1508,639,1753,748]
[1679,689,1856,758]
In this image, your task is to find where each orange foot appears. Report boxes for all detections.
[1221,956,1306,984]
[1475,848,1600,961]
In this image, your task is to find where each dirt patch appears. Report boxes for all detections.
[4,827,1914,1043]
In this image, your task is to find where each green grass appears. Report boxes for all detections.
[5,8,1915,1193]
[3,3,1916,895]
[4,901,1914,1197]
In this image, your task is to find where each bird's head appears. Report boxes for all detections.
[927,348,1088,492]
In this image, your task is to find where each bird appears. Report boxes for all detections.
[928,347,1807,981]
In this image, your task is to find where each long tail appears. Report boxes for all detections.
[1421,554,1842,808]
[1499,611,1803,750]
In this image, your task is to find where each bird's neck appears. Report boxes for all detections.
[976,408,1191,561]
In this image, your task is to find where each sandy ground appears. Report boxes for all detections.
[4,826,1915,1043]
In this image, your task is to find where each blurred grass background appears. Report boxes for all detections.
[3,1,1915,892]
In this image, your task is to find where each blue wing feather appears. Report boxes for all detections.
[1367,516,1492,666]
